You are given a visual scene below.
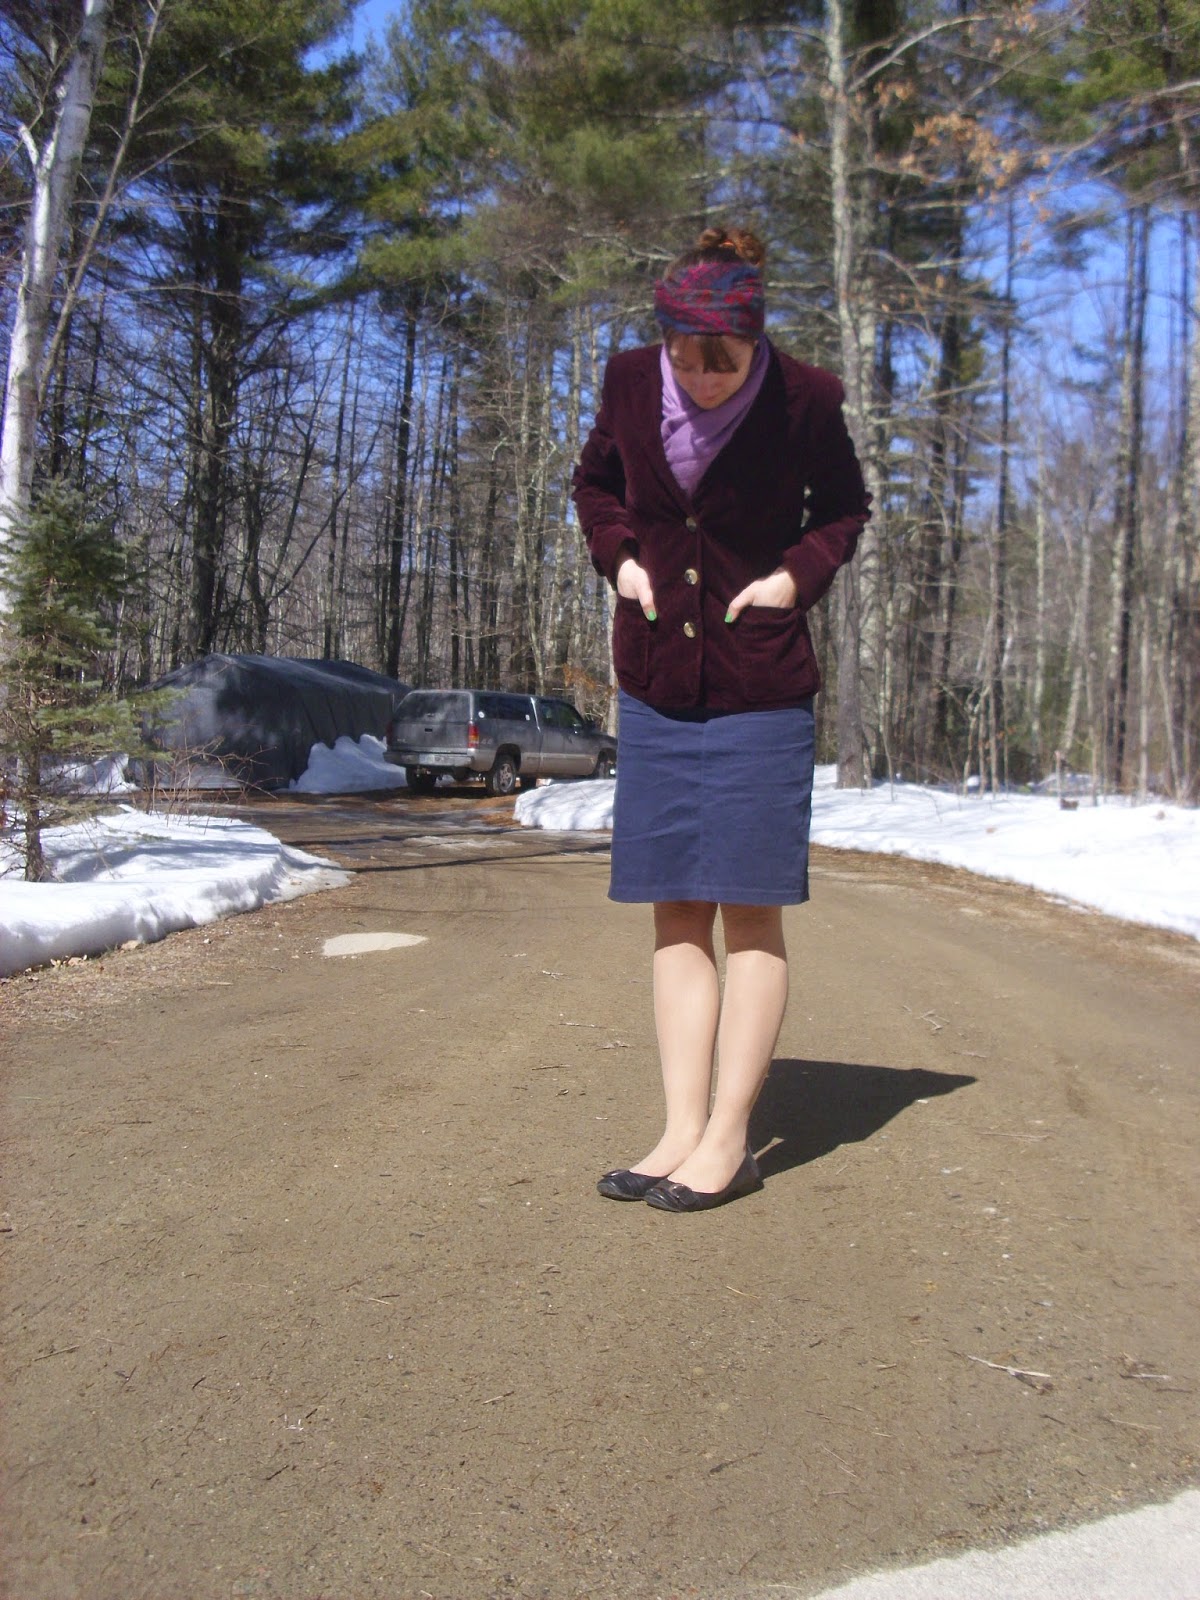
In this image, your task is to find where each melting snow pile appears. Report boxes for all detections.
[289,734,408,794]
[514,766,1200,941]
[1,807,347,978]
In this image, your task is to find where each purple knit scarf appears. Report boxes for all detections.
[659,337,769,497]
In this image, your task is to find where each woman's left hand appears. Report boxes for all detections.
[725,567,799,621]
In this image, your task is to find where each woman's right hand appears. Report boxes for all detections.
[615,547,657,620]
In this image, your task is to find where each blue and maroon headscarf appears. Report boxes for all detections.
[653,258,765,340]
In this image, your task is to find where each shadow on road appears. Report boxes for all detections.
[750,1058,977,1178]
[305,840,611,872]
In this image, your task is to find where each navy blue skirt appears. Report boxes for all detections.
[610,690,816,905]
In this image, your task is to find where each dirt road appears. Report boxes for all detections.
[3,792,1198,1600]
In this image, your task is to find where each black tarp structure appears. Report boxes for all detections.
[145,654,410,789]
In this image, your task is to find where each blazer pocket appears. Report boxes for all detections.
[612,594,651,687]
[732,606,804,700]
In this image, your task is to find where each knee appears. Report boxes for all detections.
[654,899,718,948]
[720,903,786,958]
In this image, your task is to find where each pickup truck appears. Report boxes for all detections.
[385,689,617,796]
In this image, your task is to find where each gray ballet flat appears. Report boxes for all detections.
[644,1150,763,1212]
[597,1167,666,1200]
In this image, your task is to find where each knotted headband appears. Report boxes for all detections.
[653,258,765,339]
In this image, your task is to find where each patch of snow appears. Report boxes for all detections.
[513,768,1200,941]
[0,806,347,978]
[46,753,137,796]
[513,779,615,832]
[807,766,1199,940]
[289,734,408,794]
[322,932,427,957]
[809,1486,1200,1600]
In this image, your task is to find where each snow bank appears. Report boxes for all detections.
[514,768,1200,941]
[289,733,408,794]
[0,807,348,978]
[806,766,1199,939]
[47,754,137,796]
[511,779,613,831]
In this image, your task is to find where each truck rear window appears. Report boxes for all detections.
[395,691,469,722]
[478,693,532,721]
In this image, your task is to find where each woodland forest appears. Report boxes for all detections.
[1,0,1198,796]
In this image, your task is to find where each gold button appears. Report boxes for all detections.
[683,567,699,585]
[685,516,698,531]
[682,621,697,639]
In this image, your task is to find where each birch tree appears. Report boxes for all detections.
[0,0,110,577]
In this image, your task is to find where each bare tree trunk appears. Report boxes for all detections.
[324,307,357,658]
[418,354,452,687]
[509,324,550,692]
[0,0,111,580]
[1059,483,1094,765]
[548,322,582,686]
[582,313,619,728]
[446,362,465,688]
[824,0,882,786]
[1106,206,1149,790]
[478,450,501,687]
[333,347,368,664]
[189,193,244,656]
[934,423,969,763]
[826,0,864,786]
[565,318,595,694]
[46,227,77,481]
[385,303,419,679]
[909,254,961,778]
[1137,592,1152,799]
[411,367,435,685]
[991,197,1016,788]
[1178,213,1200,798]
[40,0,168,402]
[1031,438,1048,779]
[985,526,1000,794]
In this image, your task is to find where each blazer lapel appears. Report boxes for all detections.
[630,347,694,513]
[693,344,788,501]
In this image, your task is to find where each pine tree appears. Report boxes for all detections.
[0,479,159,880]
[107,0,361,656]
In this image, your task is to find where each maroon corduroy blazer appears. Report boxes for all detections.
[572,341,870,712]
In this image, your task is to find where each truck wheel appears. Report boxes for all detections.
[405,766,437,794]
[593,751,617,779]
[485,753,519,796]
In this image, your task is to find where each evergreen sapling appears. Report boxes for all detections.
[0,480,163,881]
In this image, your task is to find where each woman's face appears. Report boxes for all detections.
[667,335,756,410]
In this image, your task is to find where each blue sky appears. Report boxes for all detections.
[351,0,403,50]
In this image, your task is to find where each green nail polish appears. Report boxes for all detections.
[646,609,657,621]
[724,610,734,623]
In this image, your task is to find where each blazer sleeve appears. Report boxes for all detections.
[572,364,637,587]
[780,377,872,612]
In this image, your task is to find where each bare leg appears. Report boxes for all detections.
[664,904,788,1194]
[628,900,719,1175]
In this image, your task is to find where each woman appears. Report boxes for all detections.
[572,226,870,1211]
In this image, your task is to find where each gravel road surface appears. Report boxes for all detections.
[3,790,1197,1600]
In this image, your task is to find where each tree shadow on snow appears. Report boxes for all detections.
[749,1059,976,1179]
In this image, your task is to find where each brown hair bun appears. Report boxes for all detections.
[695,226,766,268]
